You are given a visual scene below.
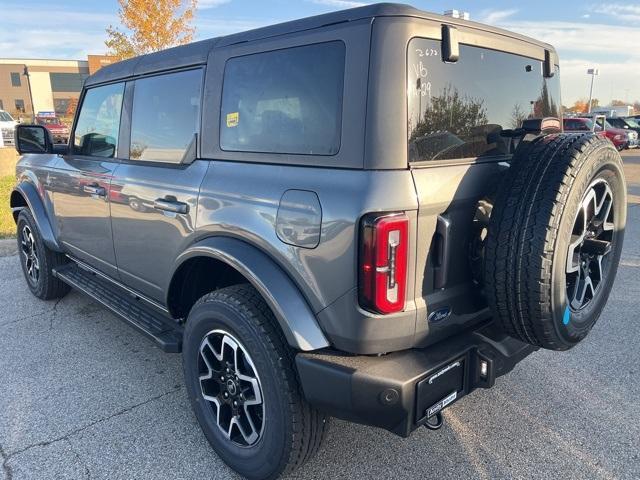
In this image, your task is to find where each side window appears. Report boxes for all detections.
[408,38,561,162]
[130,69,202,164]
[10,72,21,87]
[73,83,124,158]
[220,41,345,156]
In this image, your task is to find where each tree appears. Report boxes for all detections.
[570,99,588,114]
[589,98,600,110]
[634,101,640,115]
[105,0,197,60]
[65,98,79,117]
[532,80,559,118]
[610,99,627,107]
[510,103,527,129]
[410,84,488,141]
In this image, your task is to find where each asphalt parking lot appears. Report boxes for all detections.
[1,152,639,480]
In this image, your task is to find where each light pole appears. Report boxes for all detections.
[587,68,599,114]
[22,65,35,123]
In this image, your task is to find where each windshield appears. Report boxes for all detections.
[581,119,594,129]
[625,117,640,128]
[608,118,626,128]
[36,117,60,125]
[0,112,13,122]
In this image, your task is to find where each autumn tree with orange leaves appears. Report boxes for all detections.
[571,99,589,114]
[105,0,197,60]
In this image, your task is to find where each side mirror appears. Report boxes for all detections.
[15,125,53,154]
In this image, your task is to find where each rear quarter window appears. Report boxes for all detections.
[408,38,561,163]
[220,41,345,156]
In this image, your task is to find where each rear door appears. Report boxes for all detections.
[110,68,206,302]
[53,82,125,277]
[407,35,562,346]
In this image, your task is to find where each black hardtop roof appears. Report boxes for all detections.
[85,2,554,87]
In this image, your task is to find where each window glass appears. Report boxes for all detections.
[14,99,25,113]
[564,119,590,131]
[10,72,21,87]
[73,83,124,158]
[130,69,202,163]
[408,39,561,162]
[220,41,345,156]
[50,73,87,92]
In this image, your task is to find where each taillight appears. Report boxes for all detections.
[359,213,409,314]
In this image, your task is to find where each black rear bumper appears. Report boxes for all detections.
[295,324,537,437]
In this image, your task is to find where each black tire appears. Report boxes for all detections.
[485,133,626,351]
[16,209,70,300]
[183,284,328,480]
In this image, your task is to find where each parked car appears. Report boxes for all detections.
[591,105,634,117]
[563,116,630,150]
[594,116,637,150]
[606,116,640,136]
[0,109,17,146]
[35,114,70,144]
[10,4,627,479]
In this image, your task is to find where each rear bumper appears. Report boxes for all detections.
[296,323,537,437]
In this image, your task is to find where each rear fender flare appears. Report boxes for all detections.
[171,236,330,351]
[11,181,62,252]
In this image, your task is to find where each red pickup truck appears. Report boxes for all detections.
[35,115,70,144]
[563,117,629,150]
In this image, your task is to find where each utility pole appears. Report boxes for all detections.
[23,65,35,123]
[587,68,599,114]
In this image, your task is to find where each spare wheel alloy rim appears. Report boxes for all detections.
[565,178,615,312]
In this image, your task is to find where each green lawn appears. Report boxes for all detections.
[0,176,16,239]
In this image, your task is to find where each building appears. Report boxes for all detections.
[0,55,117,120]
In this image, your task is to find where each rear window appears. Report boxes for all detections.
[220,41,345,156]
[408,38,561,163]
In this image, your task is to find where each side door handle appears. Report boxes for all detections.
[83,184,106,197]
[153,198,189,215]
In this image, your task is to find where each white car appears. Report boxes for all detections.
[0,110,18,146]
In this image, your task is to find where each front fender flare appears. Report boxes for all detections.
[11,182,62,252]
[172,236,330,351]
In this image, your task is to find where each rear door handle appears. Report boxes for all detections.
[83,184,106,197]
[434,215,451,290]
[153,198,189,215]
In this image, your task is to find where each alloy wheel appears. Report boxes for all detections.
[20,225,40,285]
[198,329,265,447]
[565,178,615,311]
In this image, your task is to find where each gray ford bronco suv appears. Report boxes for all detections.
[10,4,626,479]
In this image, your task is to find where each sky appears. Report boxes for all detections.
[0,0,638,106]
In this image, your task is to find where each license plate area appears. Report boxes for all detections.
[415,356,466,423]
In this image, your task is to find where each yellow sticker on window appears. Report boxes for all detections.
[226,112,239,128]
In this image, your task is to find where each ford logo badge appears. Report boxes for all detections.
[428,307,451,323]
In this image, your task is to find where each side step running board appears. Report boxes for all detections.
[53,263,183,353]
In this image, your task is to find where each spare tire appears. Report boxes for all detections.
[485,133,627,350]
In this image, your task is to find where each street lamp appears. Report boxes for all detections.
[22,65,35,123]
[587,68,599,114]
